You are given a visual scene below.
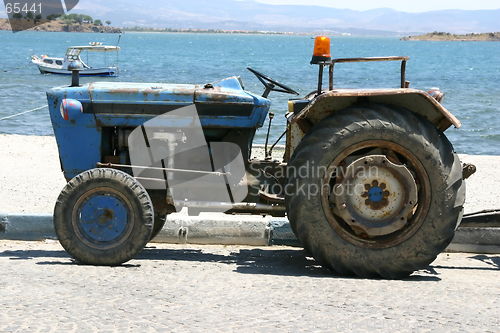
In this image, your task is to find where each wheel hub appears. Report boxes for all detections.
[364,180,390,209]
[332,155,417,237]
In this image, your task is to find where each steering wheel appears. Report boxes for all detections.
[247,67,299,98]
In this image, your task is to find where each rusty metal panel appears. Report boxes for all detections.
[194,77,255,105]
[89,82,196,105]
[285,88,461,159]
[286,122,305,163]
[291,88,460,131]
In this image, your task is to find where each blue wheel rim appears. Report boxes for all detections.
[73,187,134,248]
[79,194,129,242]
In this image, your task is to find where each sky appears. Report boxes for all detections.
[253,0,500,12]
[1,0,499,17]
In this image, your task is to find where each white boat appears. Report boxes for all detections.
[31,42,120,77]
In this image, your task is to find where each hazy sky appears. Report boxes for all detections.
[253,0,500,12]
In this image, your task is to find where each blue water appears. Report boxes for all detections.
[1,31,499,155]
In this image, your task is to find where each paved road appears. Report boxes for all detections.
[0,240,499,332]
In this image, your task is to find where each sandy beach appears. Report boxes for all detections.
[0,134,66,213]
[0,134,498,215]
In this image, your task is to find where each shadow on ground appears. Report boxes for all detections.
[0,245,459,280]
[431,254,500,271]
[470,254,500,269]
[4,246,498,279]
[138,247,335,278]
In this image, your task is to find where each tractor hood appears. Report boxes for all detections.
[87,76,260,109]
[47,76,271,130]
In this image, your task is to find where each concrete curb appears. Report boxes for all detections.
[446,228,500,254]
[0,213,56,241]
[1,212,500,254]
[152,213,272,246]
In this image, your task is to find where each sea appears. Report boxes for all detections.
[1,31,499,155]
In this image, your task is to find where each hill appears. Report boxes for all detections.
[0,18,121,33]
[401,31,500,41]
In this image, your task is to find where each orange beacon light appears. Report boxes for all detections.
[311,36,332,64]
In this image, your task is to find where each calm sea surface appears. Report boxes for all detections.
[0,31,499,155]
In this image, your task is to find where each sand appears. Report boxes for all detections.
[0,134,66,213]
[0,134,498,214]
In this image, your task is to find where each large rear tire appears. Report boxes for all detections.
[285,104,465,278]
[54,168,154,265]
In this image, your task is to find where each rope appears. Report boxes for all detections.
[1,62,32,72]
[0,105,47,121]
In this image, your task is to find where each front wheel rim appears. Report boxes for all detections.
[72,187,135,250]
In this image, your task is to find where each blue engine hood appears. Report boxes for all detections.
[87,76,262,106]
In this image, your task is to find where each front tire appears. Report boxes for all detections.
[150,215,166,240]
[286,104,465,278]
[54,168,154,265]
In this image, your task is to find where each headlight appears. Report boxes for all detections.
[60,99,83,121]
[427,88,445,104]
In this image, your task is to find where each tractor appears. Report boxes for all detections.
[47,36,467,278]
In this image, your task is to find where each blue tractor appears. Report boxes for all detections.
[47,36,467,278]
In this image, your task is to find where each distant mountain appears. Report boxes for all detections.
[2,0,499,35]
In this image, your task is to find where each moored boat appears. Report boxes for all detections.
[31,42,120,76]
